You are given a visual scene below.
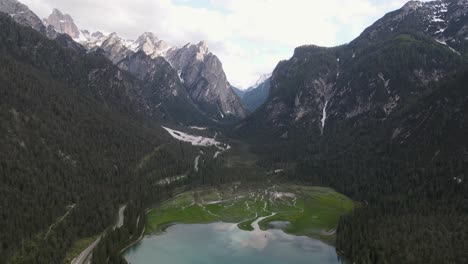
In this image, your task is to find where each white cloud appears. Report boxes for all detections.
[21,0,409,88]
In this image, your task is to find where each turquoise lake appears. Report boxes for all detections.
[124,221,343,264]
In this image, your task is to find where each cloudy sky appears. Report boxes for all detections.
[22,0,411,89]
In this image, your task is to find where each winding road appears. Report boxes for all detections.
[71,237,101,264]
[71,204,126,264]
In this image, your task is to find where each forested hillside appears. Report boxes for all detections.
[233,1,468,263]
[236,57,468,264]
[1,0,468,263]
[0,14,201,263]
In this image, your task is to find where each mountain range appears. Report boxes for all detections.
[241,0,467,136]
[237,1,468,262]
[42,7,247,121]
[0,0,467,263]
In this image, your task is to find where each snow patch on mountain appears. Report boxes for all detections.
[189,126,207,130]
[162,126,230,152]
[251,73,272,89]
[41,6,246,120]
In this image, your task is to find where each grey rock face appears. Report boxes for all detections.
[118,51,185,100]
[0,0,45,32]
[86,32,247,120]
[40,7,247,121]
[359,0,468,51]
[117,51,211,124]
[99,33,134,64]
[79,30,109,49]
[243,0,467,136]
[134,32,172,58]
[241,74,271,112]
[43,8,80,39]
[166,41,247,119]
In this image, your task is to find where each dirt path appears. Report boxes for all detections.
[44,204,76,239]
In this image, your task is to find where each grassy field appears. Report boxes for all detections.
[145,184,353,242]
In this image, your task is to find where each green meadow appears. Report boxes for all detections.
[145,184,354,242]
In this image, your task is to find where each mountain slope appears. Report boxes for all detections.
[235,1,468,263]
[0,13,203,263]
[1,0,467,263]
[2,3,213,126]
[43,8,80,39]
[241,76,271,112]
[0,0,45,32]
[166,42,248,120]
[118,51,212,124]
[42,7,248,121]
[232,86,247,98]
[241,0,466,138]
[133,32,172,58]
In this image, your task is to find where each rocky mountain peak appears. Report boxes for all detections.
[197,41,209,51]
[0,0,45,32]
[99,32,134,63]
[402,1,423,11]
[51,8,61,15]
[252,73,272,88]
[139,32,159,42]
[15,2,246,121]
[180,41,210,61]
[77,30,108,49]
[135,32,171,57]
[91,31,105,38]
[356,0,468,55]
[102,32,123,46]
[43,8,80,39]
[242,0,467,135]
[165,41,247,119]
[109,32,120,38]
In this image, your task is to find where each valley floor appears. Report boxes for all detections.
[145,184,354,244]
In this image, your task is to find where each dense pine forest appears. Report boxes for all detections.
[0,14,264,263]
[0,14,201,263]
[237,67,468,263]
[1,0,468,263]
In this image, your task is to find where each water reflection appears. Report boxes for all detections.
[124,221,343,264]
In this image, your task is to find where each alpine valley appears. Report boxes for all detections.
[0,0,467,264]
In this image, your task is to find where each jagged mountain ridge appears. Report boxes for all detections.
[43,8,80,39]
[40,8,247,120]
[0,0,212,126]
[241,0,467,138]
[1,0,467,263]
[117,51,210,123]
[236,3,468,262]
[0,0,45,32]
[0,12,207,262]
[166,41,248,119]
[95,33,247,120]
[0,0,240,123]
[357,0,468,54]
[134,32,172,58]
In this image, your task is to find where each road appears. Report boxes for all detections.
[72,204,126,264]
[71,237,101,264]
